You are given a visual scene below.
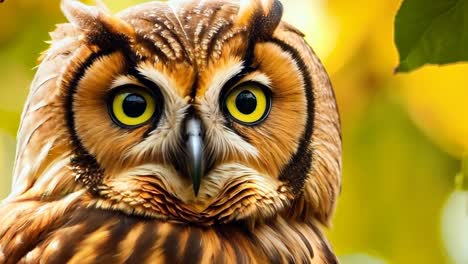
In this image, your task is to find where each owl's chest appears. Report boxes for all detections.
[9,208,267,264]
[4,206,328,264]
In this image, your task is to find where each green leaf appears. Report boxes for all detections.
[395,0,468,72]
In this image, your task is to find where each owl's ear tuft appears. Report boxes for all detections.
[61,0,134,49]
[237,0,283,40]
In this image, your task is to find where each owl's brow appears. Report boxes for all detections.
[168,2,190,44]
[221,64,258,93]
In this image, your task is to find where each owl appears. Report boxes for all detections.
[0,0,341,263]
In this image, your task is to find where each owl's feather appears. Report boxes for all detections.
[0,195,335,263]
[0,0,341,263]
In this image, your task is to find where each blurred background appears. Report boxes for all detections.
[0,0,467,263]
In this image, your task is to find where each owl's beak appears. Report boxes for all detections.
[185,117,204,196]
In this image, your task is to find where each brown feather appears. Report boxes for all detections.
[1,0,342,263]
[0,201,337,263]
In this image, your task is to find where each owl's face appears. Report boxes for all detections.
[12,0,341,226]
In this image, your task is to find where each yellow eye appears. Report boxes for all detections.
[109,85,158,128]
[224,82,271,125]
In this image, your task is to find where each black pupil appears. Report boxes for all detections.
[235,90,257,115]
[122,93,147,118]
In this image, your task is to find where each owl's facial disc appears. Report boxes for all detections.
[184,81,273,196]
[66,43,308,223]
[54,0,340,226]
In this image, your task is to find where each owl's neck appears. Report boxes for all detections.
[0,193,337,264]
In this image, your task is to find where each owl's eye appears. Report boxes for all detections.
[109,85,157,128]
[223,82,272,125]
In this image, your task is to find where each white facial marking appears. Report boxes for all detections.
[111,75,141,89]
[127,64,189,161]
[199,61,259,160]
[200,163,280,199]
[241,72,272,88]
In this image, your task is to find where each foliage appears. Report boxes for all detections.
[395,0,468,72]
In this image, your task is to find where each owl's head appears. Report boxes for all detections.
[11,0,341,226]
